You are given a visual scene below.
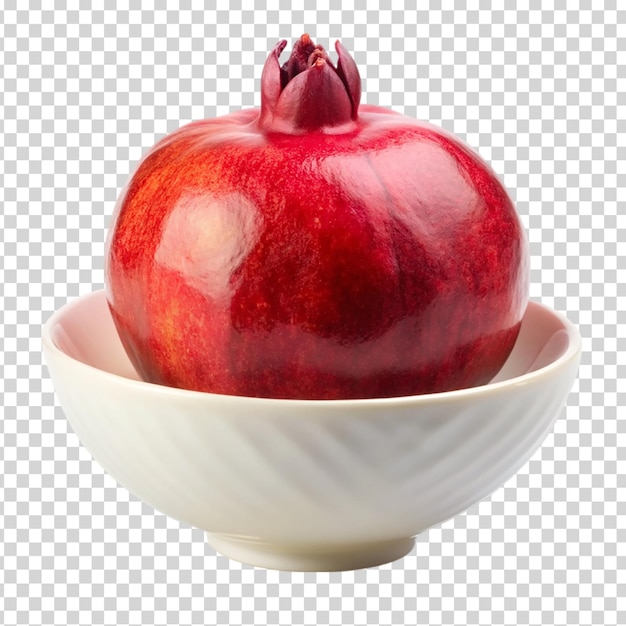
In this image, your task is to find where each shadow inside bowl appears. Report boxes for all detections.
[50,290,141,382]
[489,302,572,384]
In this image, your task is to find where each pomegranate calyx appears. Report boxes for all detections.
[259,34,361,134]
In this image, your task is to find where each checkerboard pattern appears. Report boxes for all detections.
[1,2,623,625]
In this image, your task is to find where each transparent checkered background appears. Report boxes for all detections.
[1,2,623,625]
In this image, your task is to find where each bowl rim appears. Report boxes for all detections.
[42,290,582,409]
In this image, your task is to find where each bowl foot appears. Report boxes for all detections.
[206,533,415,571]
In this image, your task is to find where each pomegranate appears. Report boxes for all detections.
[105,35,529,400]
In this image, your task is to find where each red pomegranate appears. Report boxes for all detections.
[105,35,529,400]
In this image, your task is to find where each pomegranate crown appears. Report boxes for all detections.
[258,34,362,134]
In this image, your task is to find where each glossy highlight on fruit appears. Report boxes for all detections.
[105,35,530,400]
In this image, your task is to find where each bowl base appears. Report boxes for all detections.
[206,533,415,572]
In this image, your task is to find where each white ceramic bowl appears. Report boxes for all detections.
[43,290,580,571]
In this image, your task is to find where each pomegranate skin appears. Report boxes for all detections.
[105,40,529,400]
